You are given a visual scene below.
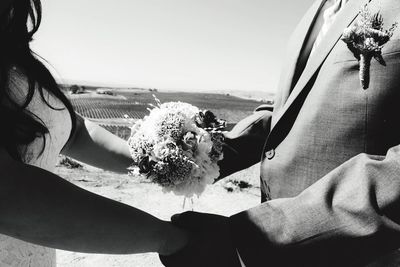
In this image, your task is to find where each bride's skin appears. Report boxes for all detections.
[0,0,190,256]
[0,0,190,257]
[0,111,189,255]
[63,115,135,174]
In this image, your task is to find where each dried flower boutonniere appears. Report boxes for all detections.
[341,5,398,89]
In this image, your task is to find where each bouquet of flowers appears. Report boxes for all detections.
[127,96,226,197]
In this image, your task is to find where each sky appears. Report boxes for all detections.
[31,0,315,93]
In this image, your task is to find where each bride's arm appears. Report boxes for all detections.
[61,114,132,173]
[0,147,188,255]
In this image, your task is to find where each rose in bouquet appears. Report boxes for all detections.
[127,97,226,197]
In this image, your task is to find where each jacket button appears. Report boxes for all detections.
[265,149,275,160]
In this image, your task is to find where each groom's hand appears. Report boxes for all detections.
[159,211,242,267]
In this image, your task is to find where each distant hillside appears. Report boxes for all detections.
[62,84,273,140]
[60,84,275,102]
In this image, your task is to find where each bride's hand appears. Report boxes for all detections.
[158,221,190,256]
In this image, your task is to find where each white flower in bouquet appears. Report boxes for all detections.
[127,96,226,197]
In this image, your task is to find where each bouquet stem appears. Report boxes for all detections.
[182,197,194,211]
[359,53,372,89]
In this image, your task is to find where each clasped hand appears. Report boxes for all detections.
[160,211,242,267]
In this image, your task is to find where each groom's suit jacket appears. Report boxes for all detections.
[221,0,400,266]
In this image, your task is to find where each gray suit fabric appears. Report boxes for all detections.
[222,0,400,266]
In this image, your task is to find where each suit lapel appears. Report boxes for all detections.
[273,0,325,115]
[271,0,373,131]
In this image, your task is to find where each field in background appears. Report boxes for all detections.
[56,85,269,266]
[55,162,261,267]
[65,86,272,140]
[62,85,269,190]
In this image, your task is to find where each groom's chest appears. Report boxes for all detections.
[261,0,400,198]
[274,0,400,112]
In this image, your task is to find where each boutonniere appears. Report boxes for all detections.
[341,5,398,89]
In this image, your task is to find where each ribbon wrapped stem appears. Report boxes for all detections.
[359,53,372,89]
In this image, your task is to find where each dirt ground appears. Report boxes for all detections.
[54,162,260,267]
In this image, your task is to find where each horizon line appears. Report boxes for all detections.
[57,78,275,95]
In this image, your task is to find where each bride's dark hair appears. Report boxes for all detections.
[0,0,76,161]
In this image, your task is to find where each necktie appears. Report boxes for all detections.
[309,0,349,57]
[291,0,348,90]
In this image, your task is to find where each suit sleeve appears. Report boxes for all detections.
[217,109,272,180]
[230,145,400,266]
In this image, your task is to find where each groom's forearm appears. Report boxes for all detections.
[62,114,132,173]
[230,145,400,266]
